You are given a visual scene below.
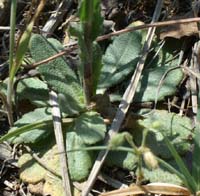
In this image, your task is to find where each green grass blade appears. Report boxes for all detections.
[9,0,17,72]
[157,157,191,190]
[192,127,200,190]
[14,0,46,73]
[163,135,197,193]
[7,0,46,117]
[0,120,52,143]
[0,117,74,143]
[7,0,17,124]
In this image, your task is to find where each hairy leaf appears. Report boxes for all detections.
[8,107,53,144]
[134,39,183,102]
[18,153,47,183]
[44,175,64,196]
[72,111,106,145]
[143,167,182,185]
[108,38,183,102]
[133,110,193,159]
[66,131,93,181]
[17,77,49,106]
[106,143,137,171]
[29,34,85,115]
[97,31,142,92]
[134,66,183,102]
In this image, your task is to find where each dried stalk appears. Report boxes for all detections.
[50,91,72,196]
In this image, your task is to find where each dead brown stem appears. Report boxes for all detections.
[26,17,200,70]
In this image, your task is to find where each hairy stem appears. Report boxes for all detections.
[82,1,94,105]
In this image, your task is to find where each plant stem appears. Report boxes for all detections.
[0,92,13,127]
[7,0,17,126]
[66,146,134,154]
[125,134,138,154]
[9,0,16,72]
[141,129,148,147]
[82,0,95,105]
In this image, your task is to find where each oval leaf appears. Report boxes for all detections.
[97,31,142,92]
[72,111,106,145]
[29,34,85,115]
[8,107,52,144]
[66,131,93,181]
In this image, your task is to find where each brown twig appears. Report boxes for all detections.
[23,45,78,69]
[97,17,200,42]
[26,17,200,70]
[24,145,61,178]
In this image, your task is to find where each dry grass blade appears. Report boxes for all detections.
[100,183,191,196]
[81,1,164,195]
[49,90,72,196]
[42,0,73,35]
[189,42,200,123]
[42,5,73,195]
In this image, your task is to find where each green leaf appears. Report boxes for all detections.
[97,31,142,93]
[134,39,183,102]
[66,131,93,181]
[72,111,106,145]
[71,0,103,99]
[9,0,45,82]
[134,66,183,102]
[143,167,182,185]
[47,38,65,51]
[17,77,49,106]
[192,127,200,190]
[29,34,85,115]
[0,119,52,144]
[108,132,128,149]
[133,110,193,159]
[70,25,103,94]
[108,38,183,102]
[14,23,33,69]
[106,142,137,171]
[7,107,53,144]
